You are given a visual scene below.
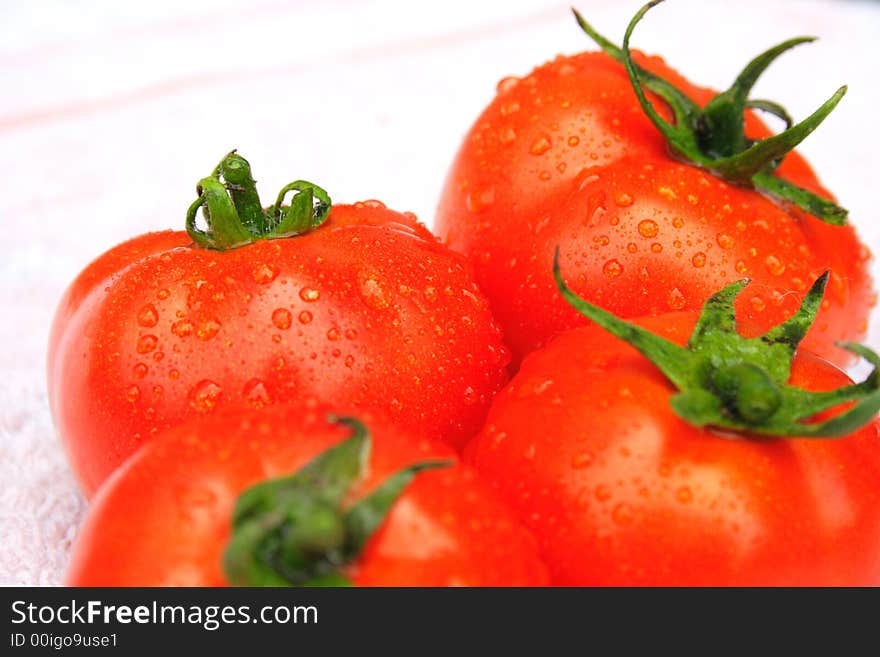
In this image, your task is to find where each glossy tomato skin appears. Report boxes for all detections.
[66,405,549,586]
[48,202,510,496]
[436,51,873,367]
[464,314,880,586]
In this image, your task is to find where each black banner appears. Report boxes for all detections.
[0,587,874,652]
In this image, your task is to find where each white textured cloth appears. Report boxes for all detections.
[1,0,878,585]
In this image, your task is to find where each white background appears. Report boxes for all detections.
[1,0,878,584]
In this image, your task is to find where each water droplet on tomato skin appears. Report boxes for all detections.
[252,263,279,284]
[133,363,149,378]
[299,287,320,302]
[298,310,313,325]
[529,134,552,155]
[196,319,221,341]
[603,259,624,277]
[676,486,693,504]
[188,380,222,414]
[614,192,633,207]
[764,255,786,277]
[498,127,517,144]
[171,319,194,338]
[137,304,158,327]
[136,334,158,354]
[271,308,292,330]
[126,385,140,403]
[638,219,659,238]
[242,378,272,409]
[594,484,612,502]
[666,288,686,311]
[716,233,734,249]
[496,76,521,94]
[692,252,707,268]
[465,187,495,213]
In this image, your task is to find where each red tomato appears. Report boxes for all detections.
[464,314,880,586]
[66,405,548,586]
[48,198,509,496]
[436,36,873,367]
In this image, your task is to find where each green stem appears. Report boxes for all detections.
[223,415,451,586]
[185,152,333,250]
[553,248,880,438]
[573,1,849,225]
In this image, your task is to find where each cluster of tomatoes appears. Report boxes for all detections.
[49,4,880,586]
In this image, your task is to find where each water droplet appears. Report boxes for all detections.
[603,259,624,277]
[463,386,478,405]
[571,452,594,469]
[691,252,706,268]
[612,502,634,526]
[538,170,551,181]
[326,327,341,341]
[299,287,320,302]
[126,385,140,403]
[529,134,552,155]
[658,185,677,200]
[243,378,272,408]
[594,484,612,502]
[496,76,520,94]
[136,334,158,354]
[188,380,222,413]
[627,242,638,254]
[133,362,149,378]
[638,219,659,238]
[567,135,580,147]
[523,444,536,460]
[298,310,313,324]
[465,187,495,213]
[764,255,785,277]
[498,127,517,144]
[362,199,386,209]
[171,319,194,337]
[750,296,766,313]
[344,328,358,340]
[359,276,391,310]
[716,233,734,249]
[157,289,170,300]
[651,243,663,253]
[252,263,279,284]
[271,308,292,330]
[735,260,748,274]
[137,304,158,327]
[196,319,220,341]
[344,355,355,368]
[169,369,180,380]
[676,486,693,503]
[667,287,686,310]
[614,192,633,207]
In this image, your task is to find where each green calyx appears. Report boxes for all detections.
[553,248,880,438]
[187,151,331,250]
[573,0,848,225]
[223,416,451,586]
